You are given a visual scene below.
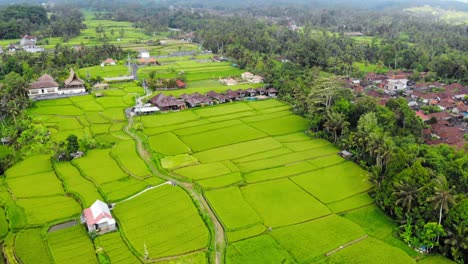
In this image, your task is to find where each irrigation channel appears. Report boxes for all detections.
[123,87,226,264]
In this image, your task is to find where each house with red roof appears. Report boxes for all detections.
[81,200,116,234]
[415,111,429,122]
[101,58,116,66]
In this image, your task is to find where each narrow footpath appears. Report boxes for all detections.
[124,87,226,264]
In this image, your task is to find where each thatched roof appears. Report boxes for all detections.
[64,69,84,86]
[29,74,59,89]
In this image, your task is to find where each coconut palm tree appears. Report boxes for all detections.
[323,111,347,143]
[444,223,467,263]
[393,180,418,214]
[427,176,457,242]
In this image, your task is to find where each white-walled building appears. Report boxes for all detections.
[28,74,59,98]
[81,200,116,234]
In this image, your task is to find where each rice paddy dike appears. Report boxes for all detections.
[0,50,448,264]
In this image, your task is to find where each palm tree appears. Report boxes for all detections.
[444,223,467,263]
[393,180,418,214]
[323,111,347,143]
[427,176,457,242]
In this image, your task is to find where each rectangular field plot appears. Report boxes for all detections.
[193,138,283,163]
[34,98,71,106]
[327,193,374,213]
[140,111,200,128]
[111,140,152,178]
[317,237,415,264]
[283,139,330,151]
[17,196,81,225]
[7,171,64,198]
[113,185,209,260]
[246,99,286,109]
[179,124,267,152]
[5,155,52,178]
[205,187,261,230]
[274,132,311,143]
[226,225,267,243]
[236,145,338,172]
[96,232,141,264]
[54,162,103,207]
[85,112,110,124]
[45,116,84,131]
[207,111,257,122]
[101,108,126,121]
[233,148,292,163]
[96,97,128,108]
[308,154,347,169]
[197,172,243,189]
[100,178,148,202]
[241,179,330,227]
[48,225,98,264]
[15,229,52,264]
[174,162,231,180]
[244,161,316,183]
[73,149,128,184]
[31,105,84,116]
[148,132,191,155]
[75,100,105,111]
[341,205,396,240]
[143,119,211,135]
[226,235,294,264]
[173,120,242,136]
[270,215,366,263]
[240,110,291,123]
[91,124,111,135]
[194,103,253,117]
[248,115,309,135]
[291,162,372,204]
[161,154,199,170]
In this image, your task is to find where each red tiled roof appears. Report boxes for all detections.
[415,111,429,121]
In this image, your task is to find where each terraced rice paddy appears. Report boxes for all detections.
[2,81,425,264]
[136,99,420,263]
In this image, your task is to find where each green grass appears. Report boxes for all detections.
[207,111,257,123]
[85,112,110,124]
[240,110,291,123]
[271,215,366,262]
[236,145,339,172]
[283,139,330,151]
[78,65,130,78]
[5,155,52,178]
[73,149,128,184]
[75,100,105,111]
[244,161,316,183]
[17,196,81,225]
[241,179,331,227]
[101,108,126,121]
[48,225,98,264]
[226,225,267,243]
[192,137,283,163]
[100,177,148,202]
[31,105,84,116]
[341,205,396,240]
[417,255,456,264]
[34,98,72,106]
[140,111,200,128]
[90,123,111,135]
[233,148,292,163]
[174,162,232,180]
[179,124,267,152]
[308,154,347,168]
[15,229,52,264]
[0,208,8,238]
[197,173,243,189]
[316,237,415,264]
[7,171,64,198]
[45,116,85,130]
[226,235,295,264]
[194,103,253,117]
[205,187,261,230]
[96,96,129,108]
[354,62,389,74]
[246,99,286,109]
[173,120,242,136]
[113,185,210,259]
[142,119,211,135]
[95,232,141,264]
[161,154,199,170]
[148,132,191,155]
[111,140,152,178]
[158,252,208,264]
[54,162,103,207]
[290,161,372,204]
[274,132,312,143]
[327,193,374,213]
[248,115,309,136]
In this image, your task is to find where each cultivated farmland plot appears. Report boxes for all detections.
[3,75,421,264]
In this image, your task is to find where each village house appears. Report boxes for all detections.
[61,69,86,94]
[93,83,109,90]
[150,93,186,111]
[236,89,246,97]
[225,89,240,101]
[20,35,44,53]
[28,74,59,98]
[385,75,408,94]
[206,90,227,103]
[7,44,19,52]
[175,79,186,89]
[81,200,116,235]
[256,87,266,95]
[267,88,278,97]
[139,49,150,59]
[213,56,222,62]
[246,88,257,97]
[101,58,116,66]
[223,78,237,86]
[137,58,159,65]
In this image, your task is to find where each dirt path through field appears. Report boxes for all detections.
[124,116,225,264]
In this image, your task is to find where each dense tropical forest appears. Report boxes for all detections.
[0,0,467,263]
